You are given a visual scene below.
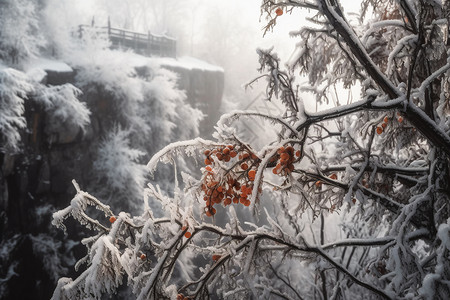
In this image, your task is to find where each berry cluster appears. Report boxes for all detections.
[377,113,404,135]
[377,116,390,134]
[272,146,301,176]
[201,145,261,217]
[181,226,192,238]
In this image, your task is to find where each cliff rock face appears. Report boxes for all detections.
[0,56,223,299]
[157,56,224,135]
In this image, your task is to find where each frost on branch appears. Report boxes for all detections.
[0,68,33,152]
[93,128,147,213]
[52,0,450,299]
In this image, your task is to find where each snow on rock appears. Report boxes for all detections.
[114,51,224,73]
[25,57,74,85]
[156,56,224,72]
[25,57,73,73]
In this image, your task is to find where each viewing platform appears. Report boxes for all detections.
[78,20,176,58]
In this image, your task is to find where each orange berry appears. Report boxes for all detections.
[184,232,192,238]
[242,153,250,159]
[244,200,251,206]
[277,147,285,154]
[204,150,211,156]
[224,198,232,205]
[383,116,389,123]
[205,210,212,217]
[275,7,283,16]
[376,126,383,135]
[230,151,237,158]
[224,155,230,162]
[286,146,294,153]
[248,170,256,181]
[381,123,387,129]
[315,180,322,187]
[223,148,230,155]
[244,186,252,194]
[217,186,223,192]
[280,152,290,160]
[241,163,249,170]
[216,153,223,160]
[352,198,357,204]
[205,166,212,172]
[295,150,301,157]
[140,254,146,260]
[177,294,184,300]
[181,225,187,231]
[212,254,221,261]
[398,116,403,123]
[109,216,116,223]
[329,173,337,180]
[251,153,258,160]
[204,158,211,165]
[227,145,234,150]
[273,164,280,174]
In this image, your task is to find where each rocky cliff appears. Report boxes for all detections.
[0,55,223,299]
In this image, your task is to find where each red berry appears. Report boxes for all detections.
[248,170,256,181]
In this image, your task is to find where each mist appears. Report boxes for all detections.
[56,0,305,104]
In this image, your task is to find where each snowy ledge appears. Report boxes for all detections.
[156,56,224,73]
[124,52,224,73]
[25,58,73,82]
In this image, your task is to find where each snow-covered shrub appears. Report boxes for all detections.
[52,1,450,299]
[35,83,91,140]
[0,0,46,64]
[0,67,34,152]
[93,127,147,212]
[69,49,143,119]
[30,234,69,282]
[141,66,203,145]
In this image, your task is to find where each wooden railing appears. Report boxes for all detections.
[78,23,176,58]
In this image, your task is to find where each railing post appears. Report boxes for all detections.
[173,39,177,58]
[147,31,151,56]
[108,16,111,36]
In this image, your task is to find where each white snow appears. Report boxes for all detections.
[25,57,73,73]
[113,51,224,72]
[156,56,224,72]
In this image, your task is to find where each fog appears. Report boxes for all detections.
[52,0,309,105]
